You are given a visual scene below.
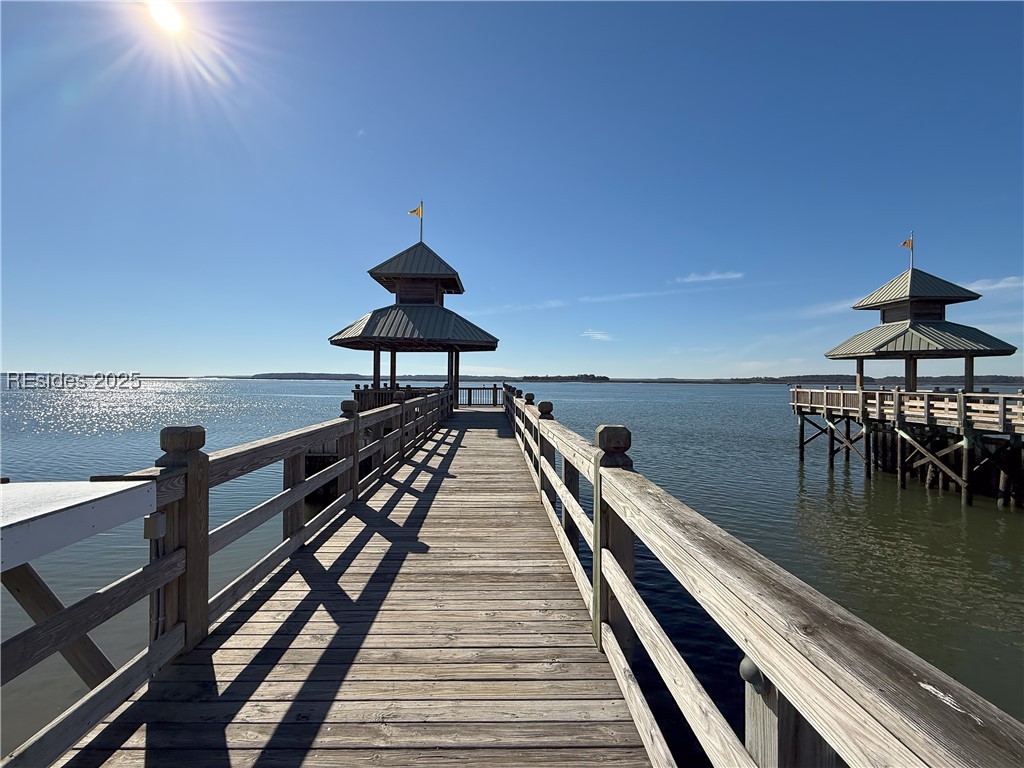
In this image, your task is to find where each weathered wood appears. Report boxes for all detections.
[600,622,677,768]
[0,549,185,685]
[209,457,353,555]
[281,451,306,539]
[1,563,116,688]
[4,622,185,768]
[746,677,780,767]
[603,554,754,767]
[600,466,1024,767]
[65,408,647,768]
[541,455,592,545]
[92,466,186,507]
[208,489,353,622]
[207,418,352,488]
[155,427,209,653]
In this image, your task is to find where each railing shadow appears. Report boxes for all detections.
[59,418,467,767]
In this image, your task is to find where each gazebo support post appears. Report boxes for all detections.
[964,356,974,393]
[390,350,397,390]
[855,359,864,391]
[372,346,381,390]
[905,356,917,392]
[454,350,461,410]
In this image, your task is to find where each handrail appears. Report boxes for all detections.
[503,384,1024,767]
[1,389,454,767]
[790,387,1024,433]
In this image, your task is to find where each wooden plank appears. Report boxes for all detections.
[63,409,648,768]
[66,720,644,751]
[209,456,352,555]
[58,747,652,767]
[600,622,677,768]
[102,698,635,725]
[1,549,185,685]
[601,467,1024,768]
[4,622,185,768]
[207,418,353,488]
[603,550,754,767]
[1,563,116,688]
[0,480,155,571]
[207,490,353,622]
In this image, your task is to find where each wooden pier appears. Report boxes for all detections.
[792,387,1024,506]
[3,387,1023,767]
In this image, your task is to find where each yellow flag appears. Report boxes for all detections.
[901,235,913,249]
[408,204,422,219]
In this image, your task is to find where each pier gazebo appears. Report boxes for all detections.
[329,241,498,409]
[825,267,1016,391]
[793,265,1020,507]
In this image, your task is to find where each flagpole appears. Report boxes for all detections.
[910,230,914,270]
[420,199,424,242]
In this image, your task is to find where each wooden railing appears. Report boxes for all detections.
[504,384,1024,767]
[458,385,503,407]
[791,387,1024,434]
[0,390,453,767]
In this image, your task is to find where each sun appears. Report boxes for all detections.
[148,0,184,34]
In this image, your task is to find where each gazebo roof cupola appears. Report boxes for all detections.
[329,239,497,396]
[826,267,1015,361]
[368,241,465,303]
[851,268,980,316]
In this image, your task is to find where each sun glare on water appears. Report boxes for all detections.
[148,0,184,34]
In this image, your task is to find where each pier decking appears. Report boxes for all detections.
[4,387,1023,768]
[56,409,650,767]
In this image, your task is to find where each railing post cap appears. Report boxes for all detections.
[537,401,554,419]
[515,389,523,397]
[596,425,631,453]
[394,392,407,402]
[524,392,535,404]
[341,399,359,415]
[160,425,205,452]
[739,656,766,694]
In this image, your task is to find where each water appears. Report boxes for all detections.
[1,379,1021,757]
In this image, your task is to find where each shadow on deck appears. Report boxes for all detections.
[59,409,648,767]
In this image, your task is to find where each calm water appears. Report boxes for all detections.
[1,379,1022,757]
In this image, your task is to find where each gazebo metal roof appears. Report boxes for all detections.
[852,268,980,310]
[329,304,498,352]
[368,242,464,294]
[825,321,1016,360]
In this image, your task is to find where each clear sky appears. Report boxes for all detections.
[3,1,1022,379]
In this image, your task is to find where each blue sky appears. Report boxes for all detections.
[3,1,1021,379]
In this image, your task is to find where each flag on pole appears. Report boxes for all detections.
[408,204,423,219]
[900,235,913,250]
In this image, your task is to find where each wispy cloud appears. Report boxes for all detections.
[356,129,366,138]
[464,299,569,317]
[582,330,614,342]
[963,276,1022,292]
[579,288,685,303]
[803,296,863,316]
[676,270,743,283]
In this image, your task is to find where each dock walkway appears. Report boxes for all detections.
[58,409,650,767]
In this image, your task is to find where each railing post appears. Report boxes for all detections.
[740,656,841,767]
[154,425,209,652]
[492,384,498,407]
[282,449,307,540]
[592,425,635,661]
[341,400,360,502]
[394,391,408,460]
[537,402,556,512]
